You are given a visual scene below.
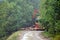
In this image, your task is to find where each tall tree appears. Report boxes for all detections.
[40,0,60,34]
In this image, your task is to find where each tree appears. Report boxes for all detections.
[40,0,60,35]
[0,0,40,39]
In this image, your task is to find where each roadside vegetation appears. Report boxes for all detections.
[0,0,40,40]
[40,0,60,40]
[6,31,21,40]
[0,0,60,40]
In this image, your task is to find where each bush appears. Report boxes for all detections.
[7,31,21,40]
[52,35,60,40]
[42,32,53,38]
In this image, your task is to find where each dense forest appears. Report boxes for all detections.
[40,0,60,40]
[0,0,60,40]
[0,0,40,40]
[40,0,60,34]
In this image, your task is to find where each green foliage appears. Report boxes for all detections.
[7,31,20,40]
[40,0,60,35]
[0,0,40,39]
[52,35,60,40]
[42,32,53,38]
[0,36,7,40]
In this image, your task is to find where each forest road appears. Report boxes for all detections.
[18,31,50,40]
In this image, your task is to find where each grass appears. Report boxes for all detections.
[0,36,7,40]
[52,35,60,40]
[42,32,53,38]
[42,31,54,40]
[42,31,60,40]
[6,31,21,40]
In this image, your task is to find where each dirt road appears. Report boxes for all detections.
[18,31,50,40]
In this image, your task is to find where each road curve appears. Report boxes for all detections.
[18,31,50,40]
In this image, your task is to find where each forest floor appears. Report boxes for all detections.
[18,31,51,40]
